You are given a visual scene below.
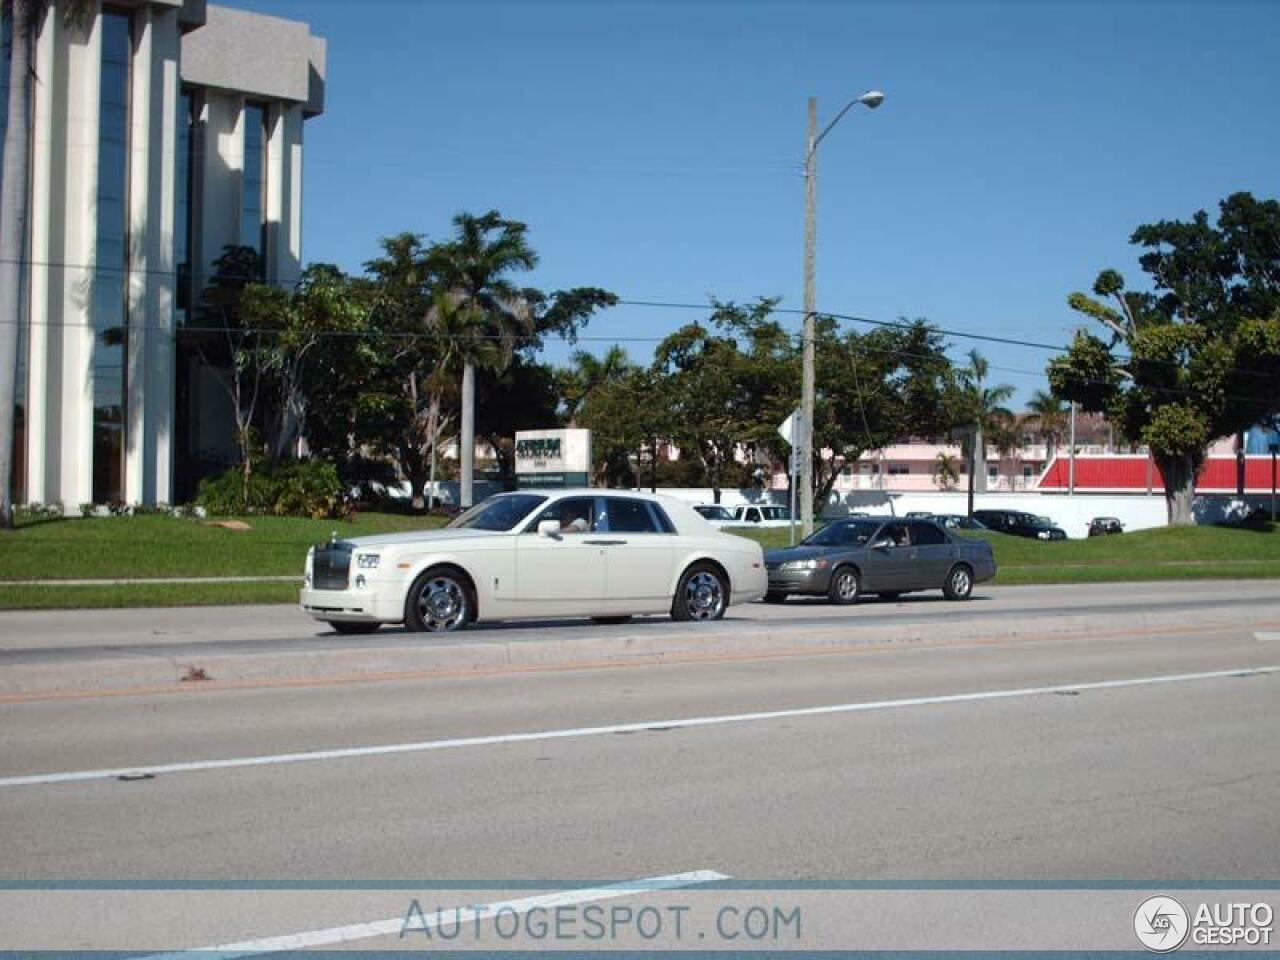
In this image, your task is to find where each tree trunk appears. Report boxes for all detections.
[460,362,475,507]
[424,394,439,512]
[1155,452,1198,526]
[0,0,34,528]
[973,422,987,494]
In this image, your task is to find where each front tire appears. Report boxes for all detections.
[404,567,472,632]
[943,563,974,601]
[326,621,380,636]
[827,565,861,605]
[671,562,729,622]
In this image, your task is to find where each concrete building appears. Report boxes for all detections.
[2,0,324,506]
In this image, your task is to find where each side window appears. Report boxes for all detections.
[909,522,947,546]
[648,503,677,534]
[746,508,761,523]
[528,497,597,534]
[602,498,659,534]
[879,522,908,546]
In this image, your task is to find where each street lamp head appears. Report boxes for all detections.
[858,90,885,109]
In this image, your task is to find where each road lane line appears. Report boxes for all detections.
[2,665,1277,789]
[130,869,728,960]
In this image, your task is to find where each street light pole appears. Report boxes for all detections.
[799,89,883,537]
[801,98,818,538]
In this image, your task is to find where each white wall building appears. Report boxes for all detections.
[3,0,325,506]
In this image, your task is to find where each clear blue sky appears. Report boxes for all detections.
[231,0,1279,405]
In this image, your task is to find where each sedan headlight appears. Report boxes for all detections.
[356,553,381,569]
[780,558,829,571]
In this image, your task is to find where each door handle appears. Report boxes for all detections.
[584,539,627,546]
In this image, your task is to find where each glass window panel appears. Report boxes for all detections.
[93,9,131,503]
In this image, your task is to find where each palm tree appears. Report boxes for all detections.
[561,345,631,424]
[1,1,93,527]
[427,211,538,506]
[1024,389,1068,462]
[958,350,1015,500]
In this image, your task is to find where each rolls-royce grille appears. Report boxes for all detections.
[312,541,353,591]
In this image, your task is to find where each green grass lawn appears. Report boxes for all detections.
[0,512,446,609]
[731,523,1280,585]
[1,513,1277,610]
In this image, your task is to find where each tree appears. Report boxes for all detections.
[956,350,1015,498]
[191,246,270,509]
[1049,193,1280,524]
[427,211,538,507]
[560,345,632,425]
[933,452,961,492]
[1,0,93,526]
[1024,389,1068,461]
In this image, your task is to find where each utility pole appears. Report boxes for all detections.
[1068,401,1077,496]
[800,97,817,538]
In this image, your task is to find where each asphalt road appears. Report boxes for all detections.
[1,580,1278,887]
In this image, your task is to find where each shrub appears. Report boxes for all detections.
[196,459,344,518]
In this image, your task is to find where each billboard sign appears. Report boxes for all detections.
[514,429,592,488]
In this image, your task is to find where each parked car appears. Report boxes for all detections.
[932,513,988,531]
[301,490,767,633]
[693,504,737,527]
[1088,516,1125,537]
[762,517,996,604]
[972,509,1067,540]
[731,504,795,527]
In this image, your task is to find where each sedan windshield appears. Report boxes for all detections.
[447,494,547,532]
[802,519,882,547]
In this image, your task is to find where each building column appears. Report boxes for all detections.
[125,6,180,505]
[57,10,100,509]
[266,103,304,287]
[24,5,62,504]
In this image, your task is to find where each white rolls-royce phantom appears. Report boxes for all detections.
[301,490,768,633]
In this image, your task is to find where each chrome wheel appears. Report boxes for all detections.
[684,571,726,621]
[415,575,468,631]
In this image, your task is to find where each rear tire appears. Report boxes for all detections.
[827,565,860,605]
[326,621,380,636]
[671,562,729,622]
[943,564,974,601]
[763,592,788,604]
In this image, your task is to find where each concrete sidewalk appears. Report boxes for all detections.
[1,580,1277,698]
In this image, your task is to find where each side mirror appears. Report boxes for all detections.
[537,519,562,538]
[871,538,893,550]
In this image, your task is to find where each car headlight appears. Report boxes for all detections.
[780,559,829,571]
[356,553,381,569]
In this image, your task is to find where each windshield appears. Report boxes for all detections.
[802,519,882,547]
[447,494,547,532]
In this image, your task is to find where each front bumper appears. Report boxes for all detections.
[300,586,399,623]
[766,566,830,595]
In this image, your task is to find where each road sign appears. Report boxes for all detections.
[778,409,803,446]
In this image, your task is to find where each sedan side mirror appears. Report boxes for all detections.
[871,538,894,550]
[537,519,562,538]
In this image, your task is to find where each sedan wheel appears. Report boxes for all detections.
[405,568,471,632]
[827,566,860,605]
[943,564,974,601]
[672,564,728,622]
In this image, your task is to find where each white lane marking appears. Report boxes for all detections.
[1257,633,1280,642]
[132,869,728,960]
[3,665,1277,789]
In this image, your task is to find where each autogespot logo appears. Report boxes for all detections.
[1134,895,1191,952]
